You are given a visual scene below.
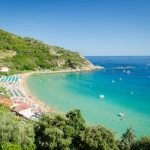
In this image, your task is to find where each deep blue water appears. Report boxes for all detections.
[87,56,150,111]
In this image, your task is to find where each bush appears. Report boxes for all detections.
[1,143,23,150]
[79,125,119,150]
[131,137,150,150]
[0,111,35,150]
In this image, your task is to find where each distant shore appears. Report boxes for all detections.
[19,66,104,113]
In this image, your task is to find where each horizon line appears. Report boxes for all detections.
[85,55,150,57]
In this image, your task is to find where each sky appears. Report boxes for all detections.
[0,0,150,56]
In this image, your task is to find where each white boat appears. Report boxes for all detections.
[112,80,115,83]
[117,113,125,117]
[99,95,104,99]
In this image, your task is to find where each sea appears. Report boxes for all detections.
[27,56,150,137]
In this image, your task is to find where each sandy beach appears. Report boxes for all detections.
[18,72,56,113]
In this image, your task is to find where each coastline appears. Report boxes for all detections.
[19,72,56,113]
[19,66,103,114]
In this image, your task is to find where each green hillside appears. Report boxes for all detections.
[0,29,94,73]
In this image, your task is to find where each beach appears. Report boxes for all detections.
[18,72,56,113]
[0,65,103,120]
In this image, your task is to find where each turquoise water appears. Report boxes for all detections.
[27,56,150,137]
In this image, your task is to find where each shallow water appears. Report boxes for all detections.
[27,56,150,137]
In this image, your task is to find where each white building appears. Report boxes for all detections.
[0,67,9,72]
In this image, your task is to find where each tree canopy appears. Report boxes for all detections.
[0,107,35,150]
[120,127,136,150]
[0,106,149,150]
[131,137,150,150]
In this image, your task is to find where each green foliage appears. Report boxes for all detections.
[120,127,136,150]
[35,109,119,150]
[0,104,10,112]
[131,137,150,150]
[34,112,72,150]
[66,109,86,149]
[0,87,7,95]
[66,109,86,135]
[79,125,119,150]
[35,109,87,150]
[1,142,23,150]
[0,104,149,150]
[0,29,91,72]
[0,110,35,150]
[0,86,10,98]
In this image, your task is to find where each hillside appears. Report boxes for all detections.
[0,29,97,73]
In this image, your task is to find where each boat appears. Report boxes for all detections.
[99,95,104,99]
[112,80,115,83]
[117,113,125,117]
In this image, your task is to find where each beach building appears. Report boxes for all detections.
[14,103,31,112]
[12,103,33,119]
[19,107,34,119]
